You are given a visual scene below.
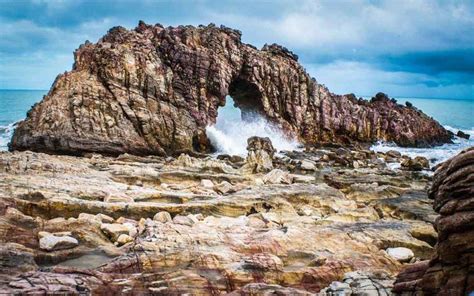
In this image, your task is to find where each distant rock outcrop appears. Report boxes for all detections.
[394,147,474,295]
[10,21,451,156]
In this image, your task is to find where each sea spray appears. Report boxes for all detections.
[205,97,299,156]
[371,126,474,165]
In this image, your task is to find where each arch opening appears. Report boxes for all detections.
[205,79,298,156]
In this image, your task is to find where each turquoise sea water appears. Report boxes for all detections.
[0,90,473,163]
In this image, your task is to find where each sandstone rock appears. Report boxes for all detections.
[386,247,414,262]
[153,211,172,223]
[100,223,130,241]
[213,181,235,195]
[243,253,283,271]
[262,169,293,184]
[39,234,79,251]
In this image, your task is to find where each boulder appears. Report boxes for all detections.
[116,234,133,246]
[300,160,317,171]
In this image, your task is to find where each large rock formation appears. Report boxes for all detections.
[394,147,474,295]
[10,21,451,156]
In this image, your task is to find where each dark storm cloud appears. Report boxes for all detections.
[0,0,473,99]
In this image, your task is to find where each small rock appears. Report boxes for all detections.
[96,213,114,223]
[213,181,235,195]
[153,211,172,223]
[386,247,414,262]
[386,150,402,158]
[401,156,429,171]
[456,130,470,139]
[100,223,130,241]
[116,234,134,246]
[39,234,78,252]
[300,160,316,171]
[262,169,293,184]
[172,215,194,226]
[200,179,214,188]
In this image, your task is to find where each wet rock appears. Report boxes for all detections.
[386,247,414,262]
[401,156,430,171]
[456,130,470,139]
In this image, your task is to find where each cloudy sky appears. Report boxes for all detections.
[1,0,473,99]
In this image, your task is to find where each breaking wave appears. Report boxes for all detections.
[205,97,299,156]
[0,122,17,151]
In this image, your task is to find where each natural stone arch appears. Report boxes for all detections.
[10,22,451,156]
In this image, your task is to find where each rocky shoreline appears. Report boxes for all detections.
[2,138,458,295]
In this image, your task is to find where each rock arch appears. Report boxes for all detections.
[10,22,452,156]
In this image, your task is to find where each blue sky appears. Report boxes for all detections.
[0,0,473,99]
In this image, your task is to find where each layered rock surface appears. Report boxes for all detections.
[10,21,451,156]
[0,144,440,294]
[394,147,474,295]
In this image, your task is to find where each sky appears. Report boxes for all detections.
[0,0,473,99]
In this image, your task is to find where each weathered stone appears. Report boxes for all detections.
[300,159,317,171]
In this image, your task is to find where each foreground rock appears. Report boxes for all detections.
[0,146,440,294]
[394,147,474,295]
[10,22,451,156]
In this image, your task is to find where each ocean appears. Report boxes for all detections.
[1,90,473,164]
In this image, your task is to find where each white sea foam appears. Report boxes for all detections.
[0,122,17,151]
[206,113,299,156]
[371,126,474,165]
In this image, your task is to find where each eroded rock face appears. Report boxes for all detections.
[10,22,451,156]
[394,147,474,295]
